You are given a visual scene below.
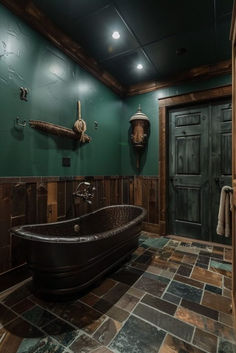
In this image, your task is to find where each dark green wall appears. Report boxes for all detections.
[121,74,232,176]
[0,4,232,178]
[0,4,121,177]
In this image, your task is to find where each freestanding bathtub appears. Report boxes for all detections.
[11,205,146,299]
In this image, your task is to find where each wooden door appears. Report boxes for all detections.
[168,105,210,240]
[168,100,232,242]
[211,101,232,244]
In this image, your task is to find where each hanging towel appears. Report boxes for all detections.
[216,186,233,237]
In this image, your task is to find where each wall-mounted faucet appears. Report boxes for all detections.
[73,182,96,204]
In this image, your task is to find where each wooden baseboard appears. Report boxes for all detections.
[167,234,232,249]
[142,222,160,234]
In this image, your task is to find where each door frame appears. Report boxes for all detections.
[158,84,232,236]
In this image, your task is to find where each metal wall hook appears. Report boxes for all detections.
[15,117,27,127]
[20,87,28,101]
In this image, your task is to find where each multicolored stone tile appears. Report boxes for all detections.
[191,267,222,287]
[209,260,232,278]
[116,293,139,312]
[109,267,143,286]
[218,338,236,353]
[11,298,35,314]
[142,237,169,249]
[167,280,202,303]
[93,318,122,345]
[205,284,222,295]
[92,279,117,297]
[109,315,165,353]
[175,306,235,342]
[0,303,17,325]
[134,303,194,342]
[51,301,106,334]
[134,273,169,297]
[43,318,80,346]
[141,294,177,315]
[159,333,206,353]
[181,298,218,320]
[192,328,217,353]
[0,232,234,353]
[162,292,181,305]
[201,291,232,315]
[22,305,56,328]
[70,333,101,352]
[173,274,204,289]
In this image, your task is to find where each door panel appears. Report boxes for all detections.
[168,105,209,240]
[168,100,232,244]
[211,101,232,244]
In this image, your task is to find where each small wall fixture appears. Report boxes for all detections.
[129,105,150,169]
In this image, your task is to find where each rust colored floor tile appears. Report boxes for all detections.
[92,279,117,297]
[191,267,222,287]
[181,298,218,320]
[213,246,224,255]
[159,333,206,353]
[202,291,232,315]
[79,293,100,307]
[224,277,232,290]
[169,251,184,264]
[193,328,217,353]
[174,274,204,289]
[11,298,35,314]
[223,288,232,298]
[93,318,122,345]
[175,306,235,342]
[224,248,232,262]
[116,293,139,312]
[182,254,197,265]
[219,312,233,327]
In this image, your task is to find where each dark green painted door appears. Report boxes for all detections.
[168,100,232,243]
[211,101,232,244]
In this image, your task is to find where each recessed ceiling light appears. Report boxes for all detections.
[112,31,120,39]
[137,64,143,70]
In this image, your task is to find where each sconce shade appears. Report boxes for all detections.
[129,105,150,124]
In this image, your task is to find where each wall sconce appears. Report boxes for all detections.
[129,105,150,169]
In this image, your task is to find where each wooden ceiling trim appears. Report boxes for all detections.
[127,59,232,96]
[0,0,126,97]
[158,84,232,107]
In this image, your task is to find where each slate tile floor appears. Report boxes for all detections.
[0,232,235,353]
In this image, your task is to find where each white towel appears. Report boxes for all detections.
[216,186,232,237]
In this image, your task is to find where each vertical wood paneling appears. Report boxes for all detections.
[0,175,159,275]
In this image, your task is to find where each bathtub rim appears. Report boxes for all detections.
[10,204,147,244]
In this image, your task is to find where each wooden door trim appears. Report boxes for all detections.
[158,84,232,236]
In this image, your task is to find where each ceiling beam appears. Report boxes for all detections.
[126,59,232,96]
[0,0,126,97]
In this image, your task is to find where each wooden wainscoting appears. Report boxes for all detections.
[0,175,159,275]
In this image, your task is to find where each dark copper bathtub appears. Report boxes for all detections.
[11,205,146,299]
